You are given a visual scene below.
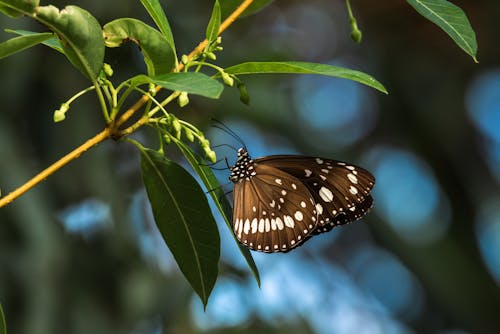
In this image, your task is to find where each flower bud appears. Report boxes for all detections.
[205,149,217,163]
[53,103,70,122]
[103,63,113,77]
[178,91,189,107]
[221,72,234,86]
[237,82,250,105]
[181,54,189,65]
[184,128,195,142]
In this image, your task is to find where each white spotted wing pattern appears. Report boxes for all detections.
[230,148,375,253]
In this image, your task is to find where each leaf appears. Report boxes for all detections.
[225,61,388,94]
[152,72,224,98]
[0,0,38,17]
[406,0,478,62]
[220,0,273,19]
[0,302,5,334]
[0,32,53,59]
[171,137,261,286]
[35,5,105,80]
[139,0,176,57]
[140,148,220,308]
[103,18,175,76]
[206,0,221,43]
[6,29,63,53]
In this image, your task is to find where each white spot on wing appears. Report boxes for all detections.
[319,186,334,202]
[349,186,358,195]
[284,215,295,228]
[300,201,307,208]
[294,211,303,221]
[315,203,323,215]
[251,218,258,234]
[243,219,250,234]
[347,173,358,184]
[304,169,312,177]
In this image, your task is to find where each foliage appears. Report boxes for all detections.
[0,0,477,313]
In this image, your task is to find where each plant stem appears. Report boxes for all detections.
[0,128,111,208]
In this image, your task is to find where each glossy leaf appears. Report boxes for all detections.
[225,61,388,94]
[172,137,261,286]
[406,0,477,62]
[140,148,220,307]
[0,0,38,17]
[220,0,273,19]
[139,0,176,57]
[0,302,5,334]
[152,72,224,98]
[6,29,63,53]
[35,5,104,80]
[103,18,175,76]
[0,32,53,59]
[206,0,221,42]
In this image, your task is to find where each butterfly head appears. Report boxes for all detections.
[229,147,256,183]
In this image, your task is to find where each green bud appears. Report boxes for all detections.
[200,137,210,149]
[53,103,70,122]
[237,82,250,105]
[215,46,223,51]
[221,72,234,86]
[172,118,182,139]
[206,52,217,61]
[216,36,222,45]
[350,19,362,43]
[206,149,217,163]
[163,134,171,144]
[103,63,113,77]
[181,54,189,65]
[178,91,189,107]
[148,82,156,95]
[184,128,195,142]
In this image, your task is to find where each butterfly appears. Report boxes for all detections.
[229,147,375,253]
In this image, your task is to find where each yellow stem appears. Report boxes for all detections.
[0,128,111,208]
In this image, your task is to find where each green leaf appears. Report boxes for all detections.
[140,148,220,308]
[206,0,221,42]
[0,32,53,59]
[0,0,38,17]
[220,0,273,19]
[406,0,478,62]
[103,18,175,76]
[35,5,105,80]
[139,0,176,58]
[0,302,6,334]
[225,61,388,94]
[6,29,63,53]
[152,72,224,98]
[171,137,261,286]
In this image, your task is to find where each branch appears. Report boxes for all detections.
[0,129,111,208]
[0,0,255,208]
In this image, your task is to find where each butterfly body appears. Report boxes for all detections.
[230,147,375,253]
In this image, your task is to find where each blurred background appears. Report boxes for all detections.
[1,0,500,333]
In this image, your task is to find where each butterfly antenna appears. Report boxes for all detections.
[210,118,247,149]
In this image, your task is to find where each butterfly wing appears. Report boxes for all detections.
[254,155,375,235]
[232,163,318,252]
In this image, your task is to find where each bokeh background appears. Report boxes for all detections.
[1,0,500,333]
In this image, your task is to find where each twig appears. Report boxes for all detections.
[0,0,255,208]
